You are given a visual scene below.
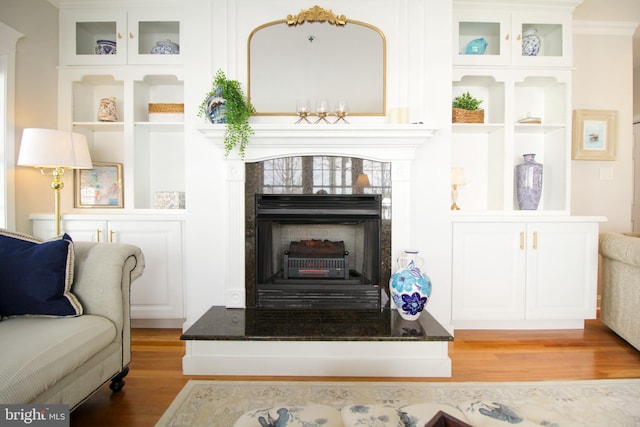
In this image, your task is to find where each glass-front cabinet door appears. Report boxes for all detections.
[126,9,182,65]
[454,11,510,66]
[60,9,127,65]
[511,14,570,67]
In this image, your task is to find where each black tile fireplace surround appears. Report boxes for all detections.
[254,194,382,309]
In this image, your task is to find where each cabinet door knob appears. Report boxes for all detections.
[520,232,525,250]
[129,32,134,39]
[517,34,522,41]
[505,33,510,41]
[117,32,123,39]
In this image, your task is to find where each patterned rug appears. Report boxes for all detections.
[155,379,640,427]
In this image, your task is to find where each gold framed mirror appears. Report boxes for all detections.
[248,6,386,116]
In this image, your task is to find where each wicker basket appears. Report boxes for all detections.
[452,108,484,124]
[148,103,184,113]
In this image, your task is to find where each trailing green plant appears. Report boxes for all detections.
[198,69,254,158]
[452,91,483,111]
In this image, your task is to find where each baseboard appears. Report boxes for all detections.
[132,318,185,328]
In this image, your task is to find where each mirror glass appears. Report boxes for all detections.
[248,8,386,116]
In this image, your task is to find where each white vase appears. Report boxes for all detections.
[522,28,541,56]
[389,249,432,321]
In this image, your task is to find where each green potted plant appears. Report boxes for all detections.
[452,91,484,124]
[198,69,254,158]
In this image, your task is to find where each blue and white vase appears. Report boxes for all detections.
[522,29,541,56]
[516,153,543,210]
[389,250,432,321]
[205,86,226,124]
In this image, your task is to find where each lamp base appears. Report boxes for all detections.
[451,203,460,210]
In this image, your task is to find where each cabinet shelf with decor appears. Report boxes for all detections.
[452,69,571,213]
[59,68,185,212]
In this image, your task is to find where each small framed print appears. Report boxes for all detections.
[74,162,123,208]
[572,109,617,160]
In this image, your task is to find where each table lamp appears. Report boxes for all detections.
[451,167,466,210]
[18,128,92,236]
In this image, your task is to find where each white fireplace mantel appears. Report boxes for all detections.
[199,123,438,161]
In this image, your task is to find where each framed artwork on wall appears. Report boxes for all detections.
[74,162,123,208]
[572,109,617,160]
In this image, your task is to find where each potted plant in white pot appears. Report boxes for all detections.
[198,69,254,158]
[452,91,484,124]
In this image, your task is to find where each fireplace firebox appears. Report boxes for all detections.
[255,194,382,309]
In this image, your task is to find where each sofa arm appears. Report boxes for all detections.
[72,241,145,333]
[599,233,640,267]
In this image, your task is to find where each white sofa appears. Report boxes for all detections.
[0,234,144,410]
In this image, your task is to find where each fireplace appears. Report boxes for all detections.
[254,194,382,309]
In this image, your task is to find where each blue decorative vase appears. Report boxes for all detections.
[465,38,488,55]
[516,154,543,210]
[95,40,116,55]
[205,86,226,124]
[389,250,432,321]
[522,29,541,56]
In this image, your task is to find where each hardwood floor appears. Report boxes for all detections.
[70,318,640,427]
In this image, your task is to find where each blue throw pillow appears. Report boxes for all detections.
[0,230,83,317]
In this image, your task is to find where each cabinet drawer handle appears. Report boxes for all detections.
[505,33,510,41]
[96,229,101,242]
[533,232,538,250]
[129,32,134,39]
[109,230,115,243]
[520,232,525,250]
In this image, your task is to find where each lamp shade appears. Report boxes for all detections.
[355,173,371,188]
[18,128,92,169]
[451,167,466,186]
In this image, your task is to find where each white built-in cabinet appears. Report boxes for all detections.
[451,0,603,329]
[452,220,599,329]
[48,2,186,323]
[59,7,182,66]
[31,216,184,320]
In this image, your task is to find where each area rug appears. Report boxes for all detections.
[155,379,640,427]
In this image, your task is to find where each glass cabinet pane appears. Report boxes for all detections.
[75,21,117,56]
[136,20,180,56]
[458,21,501,56]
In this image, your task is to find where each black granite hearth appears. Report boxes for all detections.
[181,306,453,342]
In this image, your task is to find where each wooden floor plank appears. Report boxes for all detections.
[70,318,640,426]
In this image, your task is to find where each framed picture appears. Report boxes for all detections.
[572,109,617,160]
[74,162,123,208]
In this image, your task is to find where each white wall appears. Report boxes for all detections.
[572,22,637,232]
[0,0,59,234]
[572,0,640,233]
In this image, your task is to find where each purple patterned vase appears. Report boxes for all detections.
[516,153,543,210]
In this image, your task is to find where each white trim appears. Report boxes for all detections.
[0,22,24,230]
[573,20,639,37]
[184,340,451,377]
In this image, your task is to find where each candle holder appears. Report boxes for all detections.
[295,99,311,124]
[334,99,349,124]
[314,99,330,124]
